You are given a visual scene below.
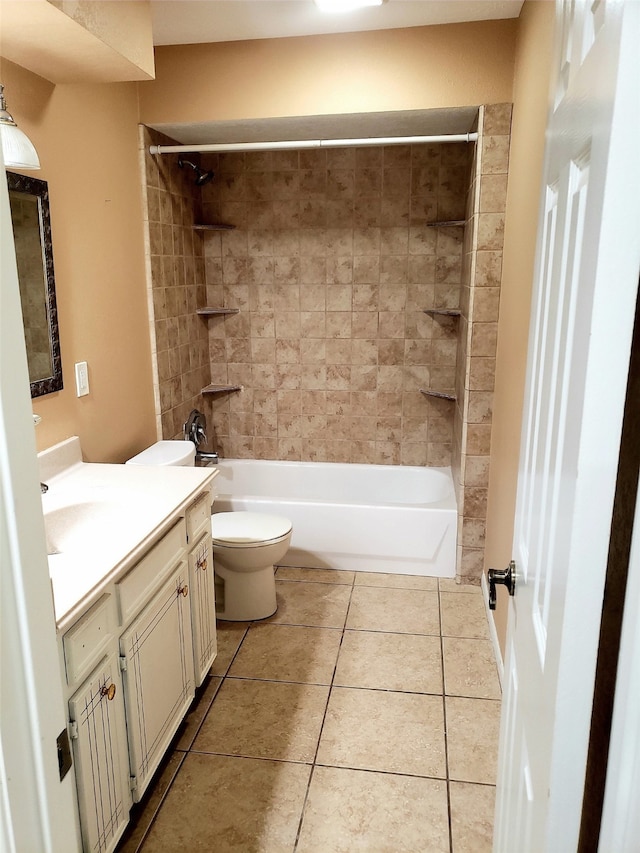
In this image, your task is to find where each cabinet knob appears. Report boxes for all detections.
[198,557,208,572]
[101,683,116,701]
[178,584,189,598]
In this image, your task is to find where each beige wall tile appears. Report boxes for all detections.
[481,134,511,175]
[477,213,506,251]
[465,455,491,487]
[469,357,497,391]
[462,486,489,518]
[471,322,498,357]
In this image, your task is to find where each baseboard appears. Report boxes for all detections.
[481,571,505,690]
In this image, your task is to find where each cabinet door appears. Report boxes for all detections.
[188,532,217,686]
[69,650,130,853]
[120,561,194,801]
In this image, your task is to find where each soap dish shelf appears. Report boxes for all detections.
[420,389,456,402]
[201,384,242,395]
[192,223,236,231]
[196,308,240,316]
[426,220,465,227]
[423,309,461,318]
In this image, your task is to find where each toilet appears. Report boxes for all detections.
[211,511,292,621]
[126,438,292,622]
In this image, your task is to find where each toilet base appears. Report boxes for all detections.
[214,562,277,621]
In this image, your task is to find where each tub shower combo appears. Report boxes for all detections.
[184,409,456,579]
[213,458,457,578]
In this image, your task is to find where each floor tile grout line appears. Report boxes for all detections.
[292,573,356,852]
[439,579,455,853]
[310,761,449,781]
[309,575,355,767]
[222,672,448,696]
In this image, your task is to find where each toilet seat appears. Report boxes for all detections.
[211,511,292,548]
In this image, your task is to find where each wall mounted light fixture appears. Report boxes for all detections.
[0,84,40,171]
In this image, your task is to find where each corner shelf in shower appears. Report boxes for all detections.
[201,384,242,395]
[192,223,236,231]
[196,308,240,316]
[423,309,461,318]
[426,220,465,227]
[420,389,456,402]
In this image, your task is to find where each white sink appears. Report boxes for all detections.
[44,501,130,555]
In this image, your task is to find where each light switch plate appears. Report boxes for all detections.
[75,362,89,397]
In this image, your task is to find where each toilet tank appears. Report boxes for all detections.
[126,440,195,467]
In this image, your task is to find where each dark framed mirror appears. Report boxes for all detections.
[7,171,63,397]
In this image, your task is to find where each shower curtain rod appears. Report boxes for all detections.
[149,132,478,155]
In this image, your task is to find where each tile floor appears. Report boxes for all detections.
[117,568,501,853]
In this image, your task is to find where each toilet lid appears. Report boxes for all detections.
[126,440,195,466]
[211,511,292,545]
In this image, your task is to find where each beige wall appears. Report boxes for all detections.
[1,59,157,462]
[138,21,517,124]
[484,1,556,652]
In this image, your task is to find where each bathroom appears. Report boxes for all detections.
[1,2,557,850]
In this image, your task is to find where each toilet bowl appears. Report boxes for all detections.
[125,439,292,622]
[211,511,292,621]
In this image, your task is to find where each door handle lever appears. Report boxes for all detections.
[488,561,516,610]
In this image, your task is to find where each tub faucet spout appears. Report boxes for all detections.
[196,450,219,465]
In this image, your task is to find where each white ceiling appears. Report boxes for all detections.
[150,0,524,46]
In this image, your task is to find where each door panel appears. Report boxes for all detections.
[189,532,217,687]
[120,562,194,800]
[68,651,130,853]
[494,1,640,849]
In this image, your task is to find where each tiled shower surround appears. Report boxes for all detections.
[139,126,210,440]
[453,104,512,582]
[199,142,471,467]
[140,107,512,582]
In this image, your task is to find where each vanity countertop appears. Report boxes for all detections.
[40,438,218,632]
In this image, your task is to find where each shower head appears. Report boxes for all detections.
[177,158,215,186]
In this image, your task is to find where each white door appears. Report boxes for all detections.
[494,1,640,850]
[0,148,80,848]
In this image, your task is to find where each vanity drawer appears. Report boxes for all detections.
[186,490,211,544]
[63,594,116,685]
[117,519,186,624]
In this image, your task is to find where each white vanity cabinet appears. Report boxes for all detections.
[120,559,195,800]
[55,476,218,852]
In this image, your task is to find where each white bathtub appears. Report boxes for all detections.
[211,459,457,577]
